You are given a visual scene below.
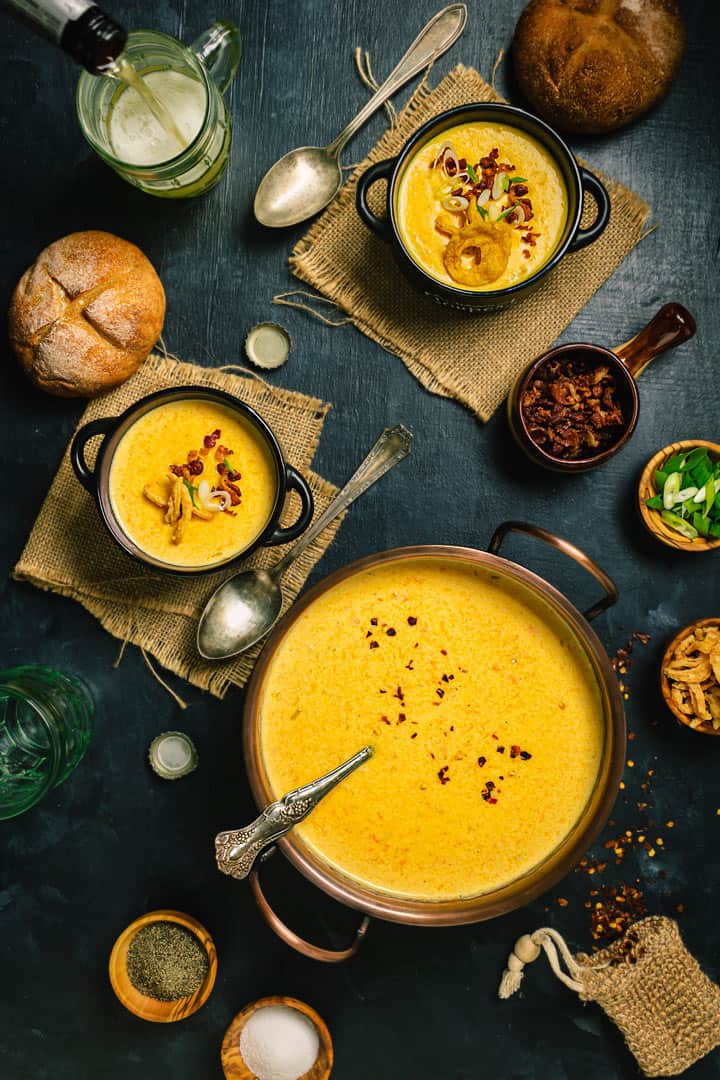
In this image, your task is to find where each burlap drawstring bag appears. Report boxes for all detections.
[498,918,720,1076]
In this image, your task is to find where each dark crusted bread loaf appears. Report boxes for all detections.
[9,230,165,398]
[513,0,685,134]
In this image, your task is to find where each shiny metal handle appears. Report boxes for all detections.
[488,521,618,621]
[250,855,371,963]
[215,747,372,880]
[271,425,413,577]
[325,4,467,157]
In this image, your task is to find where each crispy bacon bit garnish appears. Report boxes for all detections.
[203,429,221,449]
[186,459,203,476]
[520,356,627,460]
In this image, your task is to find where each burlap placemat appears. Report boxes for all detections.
[290,64,652,422]
[13,354,342,699]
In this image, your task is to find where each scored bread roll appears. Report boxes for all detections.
[513,0,685,135]
[9,230,166,398]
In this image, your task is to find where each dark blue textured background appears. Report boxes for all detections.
[1,1,718,1077]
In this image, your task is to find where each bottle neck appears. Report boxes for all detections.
[5,0,127,72]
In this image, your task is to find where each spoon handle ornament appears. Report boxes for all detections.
[271,425,413,578]
[325,4,468,158]
[215,746,373,879]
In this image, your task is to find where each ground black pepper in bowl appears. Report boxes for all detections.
[126,921,209,1001]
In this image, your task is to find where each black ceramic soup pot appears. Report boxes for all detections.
[355,103,611,313]
[70,385,315,575]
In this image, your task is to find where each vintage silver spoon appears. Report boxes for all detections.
[253,4,467,227]
[197,424,413,659]
[215,746,373,880]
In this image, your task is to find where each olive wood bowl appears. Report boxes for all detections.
[221,995,333,1080]
[109,909,217,1022]
[638,439,720,553]
[661,618,720,736]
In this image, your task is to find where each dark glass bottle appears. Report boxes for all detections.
[2,0,127,73]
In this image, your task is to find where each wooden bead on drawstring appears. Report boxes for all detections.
[514,934,541,964]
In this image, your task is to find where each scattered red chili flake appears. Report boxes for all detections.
[436,688,445,699]
[386,628,396,637]
[496,745,505,754]
[477,756,486,767]
[380,715,390,725]
[519,750,532,761]
[407,616,417,626]
[405,660,414,671]
[590,883,647,942]
[397,712,406,724]
[411,732,418,740]
[369,641,379,650]
[438,765,450,785]
[370,618,378,626]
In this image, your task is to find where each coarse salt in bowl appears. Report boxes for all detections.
[239,1004,320,1080]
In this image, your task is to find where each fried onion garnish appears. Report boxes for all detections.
[442,222,511,287]
[664,624,720,729]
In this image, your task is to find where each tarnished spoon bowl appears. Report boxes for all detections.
[253,5,467,227]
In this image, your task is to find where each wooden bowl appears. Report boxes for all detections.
[221,996,333,1080]
[660,618,720,736]
[638,440,720,552]
[109,909,217,1022]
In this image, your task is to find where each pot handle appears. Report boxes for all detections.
[488,521,618,622]
[70,416,117,495]
[249,856,371,963]
[356,157,397,239]
[566,168,611,253]
[613,302,696,378]
[266,466,315,546]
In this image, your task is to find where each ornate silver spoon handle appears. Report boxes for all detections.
[325,5,467,158]
[270,425,413,579]
[215,746,372,880]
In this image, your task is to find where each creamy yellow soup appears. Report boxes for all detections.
[258,559,605,901]
[396,123,568,292]
[109,400,278,568]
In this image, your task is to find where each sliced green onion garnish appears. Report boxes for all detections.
[663,472,682,509]
[661,510,698,539]
[466,163,479,183]
[508,177,528,183]
[183,479,198,508]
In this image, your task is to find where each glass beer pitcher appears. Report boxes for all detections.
[76,21,241,197]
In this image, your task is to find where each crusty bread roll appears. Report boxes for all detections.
[513,0,685,135]
[9,230,165,397]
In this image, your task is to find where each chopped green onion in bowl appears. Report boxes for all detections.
[645,446,720,540]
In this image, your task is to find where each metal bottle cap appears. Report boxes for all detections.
[245,322,291,369]
[148,731,198,780]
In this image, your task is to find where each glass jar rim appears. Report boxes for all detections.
[75,28,213,173]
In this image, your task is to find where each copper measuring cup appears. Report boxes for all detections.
[507,303,696,473]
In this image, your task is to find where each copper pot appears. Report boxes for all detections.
[507,303,696,472]
[240,523,625,961]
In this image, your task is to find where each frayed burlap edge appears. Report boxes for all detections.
[14,471,342,700]
[290,64,652,421]
[12,353,342,700]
